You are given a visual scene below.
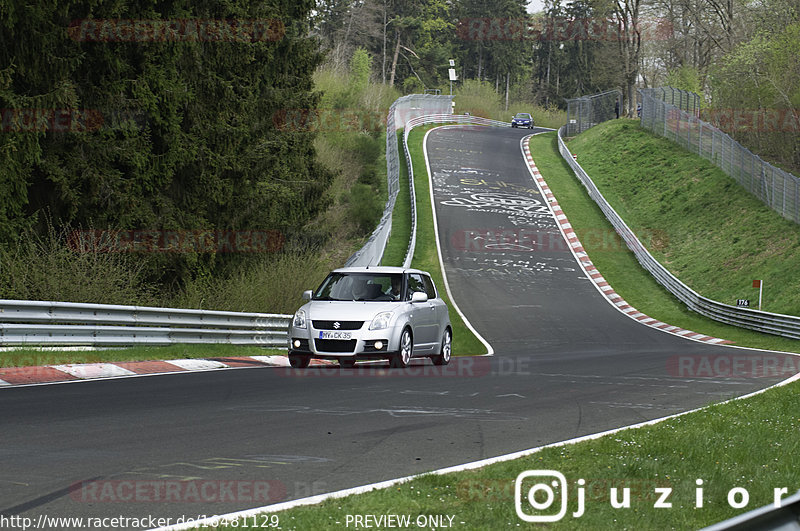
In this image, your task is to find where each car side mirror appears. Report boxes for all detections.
[411,291,428,303]
[302,290,313,300]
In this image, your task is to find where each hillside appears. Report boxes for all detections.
[568,120,800,316]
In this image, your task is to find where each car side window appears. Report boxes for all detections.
[421,275,437,299]
[407,274,426,300]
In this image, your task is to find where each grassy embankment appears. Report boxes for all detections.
[542,121,800,353]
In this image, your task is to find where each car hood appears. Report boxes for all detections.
[301,301,405,321]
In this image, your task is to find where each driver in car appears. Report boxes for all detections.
[386,275,403,301]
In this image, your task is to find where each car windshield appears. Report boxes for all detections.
[313,272,404,302]
[515,113,531,119]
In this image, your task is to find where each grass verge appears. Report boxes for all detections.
[526,130,800,353]
[381,130,412,266]
[567,119,800,317]
[0,345,285,368]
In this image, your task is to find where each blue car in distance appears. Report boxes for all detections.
[511,112,534,129]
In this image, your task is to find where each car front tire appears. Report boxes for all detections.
[289,353,310,368]
[432,328,452,366]
[390,328,413,368]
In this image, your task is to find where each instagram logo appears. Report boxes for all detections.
[515,470,580,522]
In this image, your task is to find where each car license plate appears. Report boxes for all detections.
[319,331,351,340]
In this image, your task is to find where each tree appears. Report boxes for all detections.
[0,0,333,284]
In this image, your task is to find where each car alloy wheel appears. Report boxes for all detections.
[432,329,451,366]
[289,354,310,368]
[391,329,413,368]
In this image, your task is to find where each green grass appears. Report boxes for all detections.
[224,377,800,530]
[0,344,285,368]
[531,130,800,354]
[568,119,800,317]
[381,130,412,266]
[406,125,489,356]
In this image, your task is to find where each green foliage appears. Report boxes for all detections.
[709,22,800,173]
[453,79,567,128]
[174,252,331,314]
[0,0,332,286]
[453,79,502,116]
[402,76,425,94]
[665,66,705,104]
[350,48,371,93]
[346,182,384,233]
[0,226,157,305]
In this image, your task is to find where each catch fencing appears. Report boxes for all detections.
[639,87,800,224]
[564,90,621,136]
[556,125,800,339]
[0,299,291,346]
[641,86,700,115]
[344,94,454,267]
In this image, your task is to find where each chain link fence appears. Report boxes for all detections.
[640,87,700,116]
[564,90,621,136]
[639,88,800,224]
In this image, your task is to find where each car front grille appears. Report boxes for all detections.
[314,339,357,353]
[312,320,364,331]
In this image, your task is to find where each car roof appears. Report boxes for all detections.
[331,266,430,276]
[515,112,531,117]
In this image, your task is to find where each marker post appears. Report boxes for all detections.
[753,279,763,310]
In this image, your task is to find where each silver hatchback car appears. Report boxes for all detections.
[288,266,452,368]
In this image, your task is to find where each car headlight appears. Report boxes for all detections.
[369,311,393,330]
[293,309,307,329]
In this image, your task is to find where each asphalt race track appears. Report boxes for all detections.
[2,125,797,527]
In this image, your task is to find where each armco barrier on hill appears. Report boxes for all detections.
[557,125,800,339]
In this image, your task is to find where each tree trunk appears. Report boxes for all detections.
[389,30,400,87]
[381,1,387,84]
[505,72,510,111]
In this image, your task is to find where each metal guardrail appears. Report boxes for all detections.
[0,299,291,346]
[345,94,454,267]
[701,490,800,530]
[557,125,800,339]
[401,114,513,267]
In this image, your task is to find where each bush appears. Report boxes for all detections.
[347,183,384,234]
[0,226,157,305]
